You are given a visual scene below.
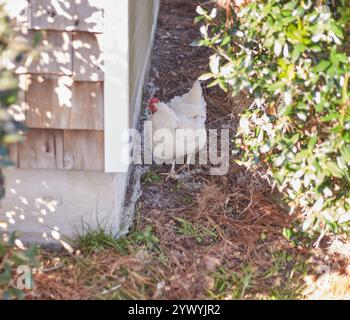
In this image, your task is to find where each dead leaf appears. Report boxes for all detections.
[204,256,221,271]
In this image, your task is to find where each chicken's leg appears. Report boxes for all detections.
[178,154,192,173]
[161,160,177,181]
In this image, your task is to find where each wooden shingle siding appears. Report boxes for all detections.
[70,81,104,129]
[14,129,104,171]
[25,76,104,130]
[13,30,72,76]
[18,129,64,170]
[72,32,104,81]
[28,0,104,33]
[6,0,159,173]
[8,143,19,167]
[63,130,104,171]
[6,0,107,171]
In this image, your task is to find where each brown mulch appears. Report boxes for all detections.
[31,0,350,300]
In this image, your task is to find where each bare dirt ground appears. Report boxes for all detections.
[31,0,350,300]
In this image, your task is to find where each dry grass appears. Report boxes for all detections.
[29,0,350,300]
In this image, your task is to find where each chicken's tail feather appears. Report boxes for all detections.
[184,81,202,104]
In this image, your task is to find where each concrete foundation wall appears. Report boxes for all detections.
[0,168,128,245]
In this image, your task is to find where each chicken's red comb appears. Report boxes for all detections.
[149,97,160,104]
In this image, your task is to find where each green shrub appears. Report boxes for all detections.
[0,4,37,299]
[0,5,29,193]
[197,0,350,235]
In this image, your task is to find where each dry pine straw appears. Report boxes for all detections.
[31,0,350,300]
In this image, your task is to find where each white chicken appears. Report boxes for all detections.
[146,81,207,178]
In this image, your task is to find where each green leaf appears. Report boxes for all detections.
[194,16,205,23]
[307,136,317,151]
[321,113,340,122]
[3,134,24,144]
[330,23,344,39]
[32,31,42,47]
[3,287,25,300]
[221,36,231,47]
[217,78,228,92]
[340,146,350,164]
[313,60,331,73]
[326,161,343,178]
[207,79,220,88]
[0,267,11,286]
[283,0,298,11]
[291,44,305,61]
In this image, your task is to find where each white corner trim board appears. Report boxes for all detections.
[131,0,160,130]
[103,0,130,173]
[103,0,160,173]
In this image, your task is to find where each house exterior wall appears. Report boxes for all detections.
[6,0,160,172]
[0,0,159,243]
[7,0,105,171]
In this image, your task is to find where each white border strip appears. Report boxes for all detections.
[103,0,130,173]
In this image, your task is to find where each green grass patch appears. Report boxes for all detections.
[174,217,218,244]
[76,226,160,255]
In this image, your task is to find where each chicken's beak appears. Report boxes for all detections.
[148,98,159,113]
[149,103,158,113]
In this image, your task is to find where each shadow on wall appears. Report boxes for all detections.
[0,177,73,250]
[0,169,124,246]
[6,0,105,128]
[4,0,128,171]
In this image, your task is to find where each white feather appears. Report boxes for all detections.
[147,81,207,163]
